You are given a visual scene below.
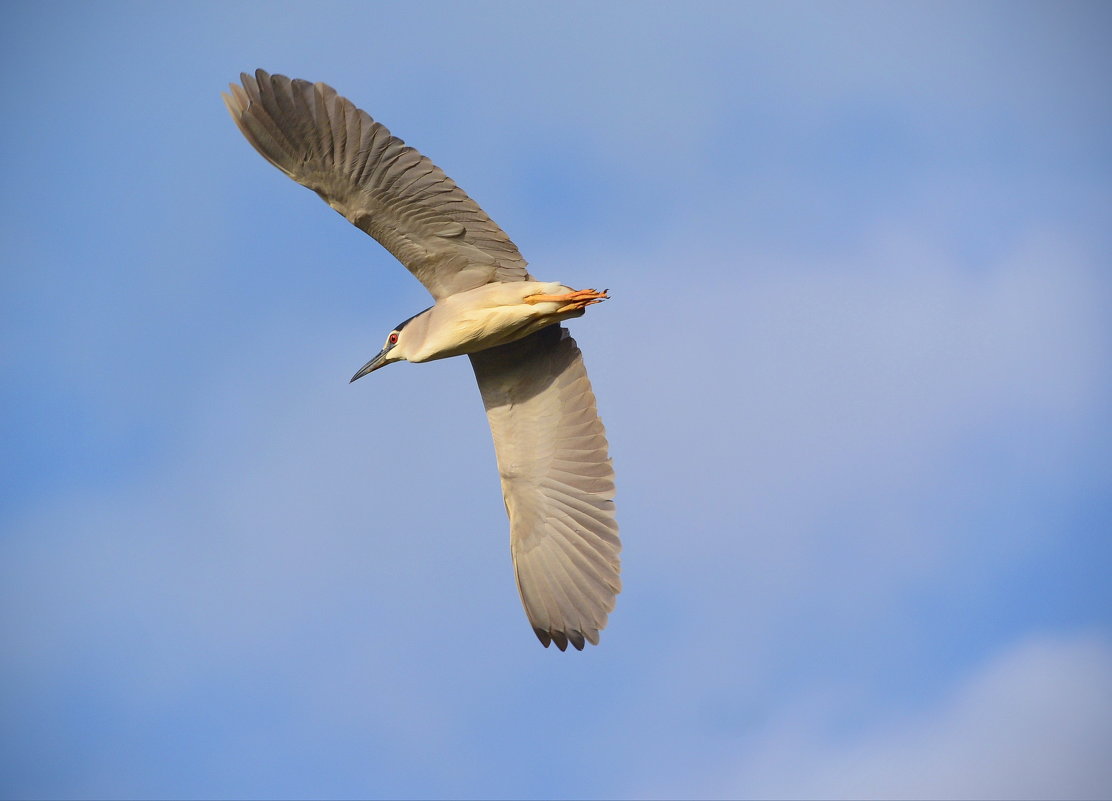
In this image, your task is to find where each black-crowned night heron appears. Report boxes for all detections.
[223,70,619,650]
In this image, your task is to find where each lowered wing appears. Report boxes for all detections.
[469,325,620,650]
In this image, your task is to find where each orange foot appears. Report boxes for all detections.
[525,288,610,313]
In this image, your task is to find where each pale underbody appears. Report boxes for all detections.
[399,282,607,363]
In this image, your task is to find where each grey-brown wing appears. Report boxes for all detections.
[223,69,531,300]
[469,325,620,650]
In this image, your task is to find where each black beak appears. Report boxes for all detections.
[349,349,389,383]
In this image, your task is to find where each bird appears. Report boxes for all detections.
[222,69,620,651]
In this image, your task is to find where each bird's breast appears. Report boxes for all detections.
[408,282,576,362]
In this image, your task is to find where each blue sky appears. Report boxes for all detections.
[2,2,1110,798]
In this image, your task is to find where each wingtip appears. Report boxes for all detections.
[222,79,253,119]
[533,626,594,651]
[220,90,238,117]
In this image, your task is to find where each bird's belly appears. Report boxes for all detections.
[409,282,580,362]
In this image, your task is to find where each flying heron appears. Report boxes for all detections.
[223,70,620,650]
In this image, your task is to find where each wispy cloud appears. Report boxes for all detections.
[689,632,1112,800]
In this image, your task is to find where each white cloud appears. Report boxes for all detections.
[698,632,1112,800]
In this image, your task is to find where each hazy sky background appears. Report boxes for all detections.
[2,2,1110,799]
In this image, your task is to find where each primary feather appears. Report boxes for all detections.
[223,69,531,300]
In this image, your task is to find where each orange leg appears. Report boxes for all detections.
[525,288,610,313]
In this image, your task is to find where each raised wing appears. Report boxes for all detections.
[469,325,620,650]
[223,69,531,300]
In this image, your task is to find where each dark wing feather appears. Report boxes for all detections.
[223,69,531,300]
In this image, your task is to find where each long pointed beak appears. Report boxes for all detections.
[350,349,389,383]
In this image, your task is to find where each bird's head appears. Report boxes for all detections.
[349,327,406,382]
[349,308,430,383]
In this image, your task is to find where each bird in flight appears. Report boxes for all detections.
[223,70,620,650]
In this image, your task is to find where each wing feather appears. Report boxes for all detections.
[223,69,531,299]
[469,325,620,650]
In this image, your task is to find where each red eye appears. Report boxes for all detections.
[388,333,399,345]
